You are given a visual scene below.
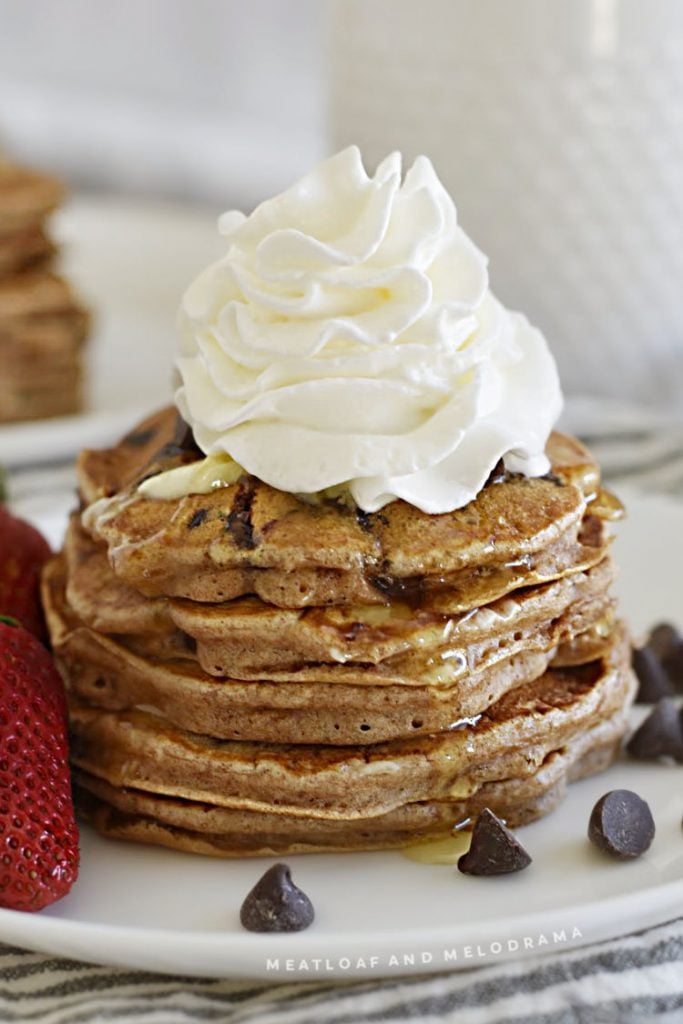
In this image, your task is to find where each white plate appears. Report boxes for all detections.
[0,197,222,467]
[1,490,681,980]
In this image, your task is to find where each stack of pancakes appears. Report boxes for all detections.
[0,158,89,423]
[43,407,635,856]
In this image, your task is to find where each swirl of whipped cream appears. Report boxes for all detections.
[175,146,562,513]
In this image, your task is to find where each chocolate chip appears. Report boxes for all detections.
[355,508,374,532]
[633,623,683,702]
[633,644,674,703]
[187,508,208,530]
[182,634,197,654]
[485,458,507,487]
[588,790,655,859]
[370,572,425,607]
[457,808,532,876]
[227,478,256,550]
[240,863,314,932]
[626,697,683,762]
[664,649,683,689]
[343,621,365,640]
[649,622,683,690]
[540,471,563,486]
[648,622,680,660]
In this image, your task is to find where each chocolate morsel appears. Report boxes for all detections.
[240,863,314,933]
[649,622,683,690]
[588,790,655,860]
[457,808,532,876]
[632,645,674,704]
[626,697,683,763]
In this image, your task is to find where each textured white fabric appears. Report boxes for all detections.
[330,0,683,415]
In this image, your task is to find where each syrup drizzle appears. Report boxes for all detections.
[402,820,473,864]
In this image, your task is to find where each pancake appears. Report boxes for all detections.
[0,298,88,425]
[154,586,615,689]
[64,516,171,638]
[170,563,615,682]
[77,407,203,505]
[73,724,624,856]
[45,554,617,745]
[66,626,632,821]
[0,270,84,323]
[79,408,621,609]
[0,223,54,275]
[0,310,89,355]
[63,513,615,677]
[0,164,64,232]
[64,509,612,651]
[0,158,91,424]
[0,382,82,424]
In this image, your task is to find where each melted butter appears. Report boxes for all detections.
[81,492,139,532]
[448,777,479,799]
[592,612,616,638]
[138,453,244,500]
[296,483,355,507]
[402,825,472,864]
[137,452,360,506]
[324,603,416,627]
[558,613,615,659]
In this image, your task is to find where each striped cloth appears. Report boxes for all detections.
[559,397,683,500]
[3,397,683,1024]
[0,916,682,1023]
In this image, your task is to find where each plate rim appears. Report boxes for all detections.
[2,494,681,980]
[0,858,681,979]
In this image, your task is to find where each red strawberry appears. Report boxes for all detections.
[0,619,79,911]
[0,503,51,642]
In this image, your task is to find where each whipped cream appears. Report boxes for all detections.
[168,146,562,514]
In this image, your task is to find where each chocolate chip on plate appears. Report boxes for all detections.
[648,622,680,660]
[649,622,683,689]
[457,808,532,876]
[240,863,314,932]
[588,790,655,859]
[626,697,683,763]
[632,644,674,704]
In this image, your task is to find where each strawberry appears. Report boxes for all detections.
[0,618,79,911]
[0,494,51,642]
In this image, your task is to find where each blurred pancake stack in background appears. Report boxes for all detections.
[0,156,89,423]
